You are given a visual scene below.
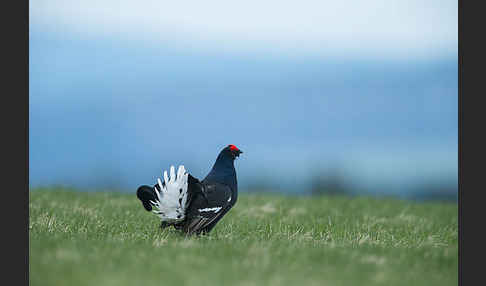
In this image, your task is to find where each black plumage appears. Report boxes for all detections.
[136,144,242,235]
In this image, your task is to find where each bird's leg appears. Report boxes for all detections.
[160,221,170,229]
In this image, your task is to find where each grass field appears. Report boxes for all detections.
[29,188,457,286]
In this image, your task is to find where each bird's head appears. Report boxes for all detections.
[207,144,243,182]
[224,144,243,160]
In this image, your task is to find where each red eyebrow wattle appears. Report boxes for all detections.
[229,145,239,151]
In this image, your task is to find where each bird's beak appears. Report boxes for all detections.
[235,150,243,157]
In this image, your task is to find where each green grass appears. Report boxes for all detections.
[29,188,457,286]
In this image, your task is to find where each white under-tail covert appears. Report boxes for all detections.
[150,165,189,223]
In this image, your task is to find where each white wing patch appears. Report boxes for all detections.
[227,196,231,202]
[198,207,222,213]
[149,165,189,223]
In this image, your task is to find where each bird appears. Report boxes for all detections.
[136,144,243,235]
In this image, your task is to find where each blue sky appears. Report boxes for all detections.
[29,1,458,197]
[30,0,457,59]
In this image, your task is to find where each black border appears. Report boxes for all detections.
[3,0,29,284]
[458,0,462,284]
[458,0,484,285]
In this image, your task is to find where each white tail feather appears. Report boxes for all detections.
[150,165,189,223]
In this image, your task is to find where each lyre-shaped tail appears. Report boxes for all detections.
[147,165,189,223]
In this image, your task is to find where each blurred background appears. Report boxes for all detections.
[29,0,457,201]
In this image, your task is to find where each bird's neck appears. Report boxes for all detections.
[203,153,237,190]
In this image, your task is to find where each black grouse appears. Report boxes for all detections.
[136,144,243,235]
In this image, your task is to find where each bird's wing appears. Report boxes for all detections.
[182,183,234,235]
